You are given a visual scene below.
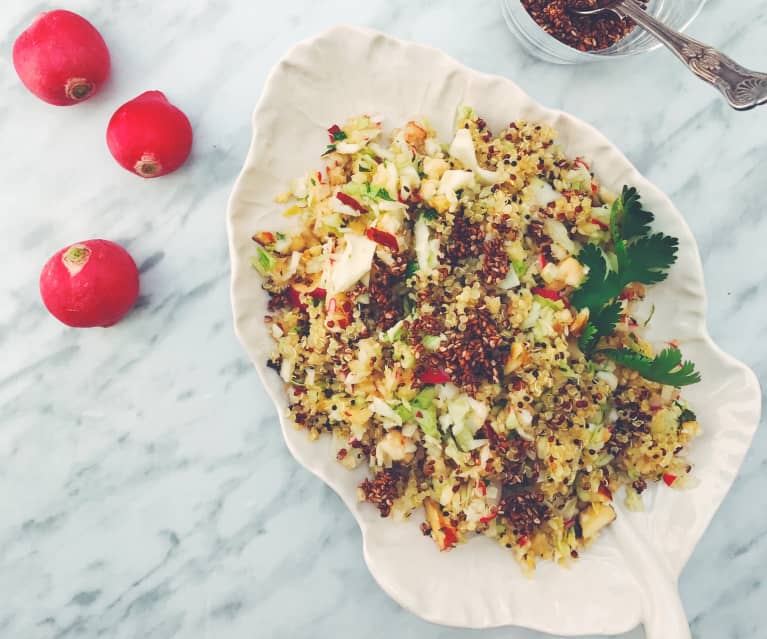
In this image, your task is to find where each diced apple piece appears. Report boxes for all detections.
[424,497,458,551]
[579,502,616,540]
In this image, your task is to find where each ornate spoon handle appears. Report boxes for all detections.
[615,0,767,111]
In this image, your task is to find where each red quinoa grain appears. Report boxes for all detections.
[520,0,643,52]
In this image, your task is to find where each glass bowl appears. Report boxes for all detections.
[501,0,708,64]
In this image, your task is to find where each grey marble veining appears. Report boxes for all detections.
[0,1,765,638]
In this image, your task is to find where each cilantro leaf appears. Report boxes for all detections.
[611,186,654,240]
[600,347,701,387]
[332,130,347,141]
[571,188,678,310]
[578,323,599,356]
[376,187,395,201]
[570,244,620,310]
[679,407,697,422]
[579,300,622,356]
[569,185,698,381]
[621,233,678,286]
[405,260,419,278]
[422,208,439,221]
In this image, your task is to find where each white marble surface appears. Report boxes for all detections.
[0,1,764,638]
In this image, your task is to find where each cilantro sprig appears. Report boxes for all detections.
[573,186,679,356]
[578,300,621,355]
[599,347,701,387]
[571,186,699,387]
[571,186,679,312]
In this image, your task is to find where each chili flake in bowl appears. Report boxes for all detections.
[251,108,702,570]
[501,0,708,64]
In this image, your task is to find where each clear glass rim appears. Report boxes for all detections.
[501,0,709,62]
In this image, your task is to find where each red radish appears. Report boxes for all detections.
[106,91,193,178]
[40,239,139,328]
[12,10,110,106]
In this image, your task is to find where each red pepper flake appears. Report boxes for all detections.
[336,448,348,460]
[327,124,342,141]
[598,484,613,500]
[336,191,366,213]
[591,217,609,231]
[419,369,452,384]
[292,385,306,395]
[518,535,529,547]
[532,287,561,302]
[564,517,575,529]
[287,287,307,310]
[309,287,327,300]
[442,526,458,548]
[663,473,677,487]
[538,253,548,270]
[415,410,423,419]
[252,231,275,245]
[477,481,487,496]
[338,317,349,329]
[591,182,599,195]
[365,227,399,252]
[574,157,591,171]
[479,507,497,524]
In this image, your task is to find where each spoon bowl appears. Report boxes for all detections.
[501,0,709,64]
[570,0,767,110]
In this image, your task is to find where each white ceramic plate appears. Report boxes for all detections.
[226,25,761,638]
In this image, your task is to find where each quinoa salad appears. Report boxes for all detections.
[251,109,701,569]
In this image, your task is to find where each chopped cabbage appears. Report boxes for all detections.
[448,128,499,185]
[415,216,439,275]
[328,234,377,293]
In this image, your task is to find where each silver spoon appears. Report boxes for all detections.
[571,0,767,111]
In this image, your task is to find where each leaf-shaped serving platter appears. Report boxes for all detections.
[227,25,761,637]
